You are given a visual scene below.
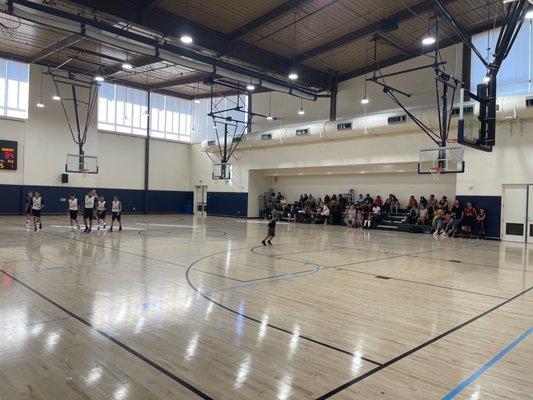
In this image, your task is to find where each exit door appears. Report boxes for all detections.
[501,185,527,242]
[195,185,207,216]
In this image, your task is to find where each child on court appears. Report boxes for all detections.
[83,190,95,233]
[261,211,278,245]
[97,195,107,230]
[31,191,45,232]
[109,196,122,232]
[67,193,80,230]
[24,190,33,227]
[476,209,487,239]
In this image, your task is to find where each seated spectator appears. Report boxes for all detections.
[331,194,337,203]
[419,196,428,208]
[322,203,331,225]
[390,195,400,214]
[417,205,429,225]
[304,205,313,223]
[372,203,382,222]
[449,199,463,237]
[383,194,394,213]
[463,201,477,238]
[363,193,373,211]
[307,193,315,206]
[476,209,487,239]
[344,204,356,226]
[324,194,330,205]
[441,210,453,236]
[407,195,418,211]
[374,195,383,207]
[404,205,418,224]
[355,194,364,206]
[427,194,438,215]
[431,207,444,235]
[439,196,449,212]
[338,194,347,210]
[276,192,283,203]
[355,210,364,228]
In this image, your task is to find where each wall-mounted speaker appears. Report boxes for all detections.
[61,173,68,183]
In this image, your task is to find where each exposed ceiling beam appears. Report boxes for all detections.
[65,0,325,88]
[149,73,215,90]
[102,55,158,78]
[338,19,503,83]
[195,86,269,99]
[29,33,84,63]
[293,0,456,64]
[228,0,312,40]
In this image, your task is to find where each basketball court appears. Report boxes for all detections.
[0,0,532,399]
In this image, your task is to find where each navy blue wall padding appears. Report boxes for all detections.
[146,190,193,213]
[0,183,193,215]
[207,192,248,217]
[456,195,501,238]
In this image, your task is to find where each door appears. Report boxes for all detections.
[528,185,533,244]
[501,185,527,242]
[195,185,208,216]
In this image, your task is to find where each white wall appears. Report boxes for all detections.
[0,64,190,191]
[273,173,456,207]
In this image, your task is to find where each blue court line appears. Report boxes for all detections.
[442,326,533,399]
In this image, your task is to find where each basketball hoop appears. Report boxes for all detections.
[80,167,89,178]
[429,166,443,182]
[0,11,21,38]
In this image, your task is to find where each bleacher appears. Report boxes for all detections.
[375,209,433,234]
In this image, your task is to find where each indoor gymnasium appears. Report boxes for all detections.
[0,0,533,399]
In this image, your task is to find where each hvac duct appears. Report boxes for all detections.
[200,93,533,153]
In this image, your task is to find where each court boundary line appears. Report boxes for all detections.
[315,285,533,399]
[0,268,213,400]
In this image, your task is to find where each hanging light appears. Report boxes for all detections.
[288,71,298,80]
[122,62,133,70]
[526,8,533,19]
[94,75,105,82]
[266,91,274,120]
[298,98,305,115]
[482,74,491,84]
[422,36,436,46]
[52,94,61,101]
[361,48,370,105]
[36,68,45,108]
[288,13,299,81]
[194,99,201,104]
[180,34,193,44]
[246,83,256,91]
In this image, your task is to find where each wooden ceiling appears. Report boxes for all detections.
[0,0,506,99]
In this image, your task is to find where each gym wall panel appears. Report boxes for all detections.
[207,192,248,217]
[0,184,23,214]
[146,190,193,213]
[149,140,190,191]
[456,195,501,238]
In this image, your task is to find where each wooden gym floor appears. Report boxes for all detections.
[0,214,531,400]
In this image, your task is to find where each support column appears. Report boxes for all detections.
[143,90,151,213]
[329,71,338,121]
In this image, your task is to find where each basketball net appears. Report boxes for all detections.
[430,166,443,182]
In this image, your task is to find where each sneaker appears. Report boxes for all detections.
[25,221,29,227]
[97,226,101,231]
[34,227,37,232]
[39,223,42,230]
[267,240,272,245]
[440,231,448,236]
[87,228,91,233]
[261,240,266,246]
[118,227,122,232]
[109,227,113,232]
[433,230,438,236]
[103,224,107,229]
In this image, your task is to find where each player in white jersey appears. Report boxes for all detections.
[31,191,45,232]
[67,193,80,230]
[97,195,107,230]
[83,190,95,233]
[109,195,122,232]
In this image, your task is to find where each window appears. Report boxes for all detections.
[0,59,29,119]
[98,82,148,135]
[471,25,532,95]
[150,93,192,142]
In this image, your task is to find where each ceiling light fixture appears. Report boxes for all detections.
[37,68,45,108]
[52,94,61,101]
[298,98,305,115]
[361,48,370,105]
[246,84,256,91]
[288,71,298,80]
[361,97,370,105]
[482,74,491,83]
[122,63,133,70]
[422,36,436,46]
[94,75,105,82]
[180,34,193,44]
[526,8,533,19]
[194,99,201,104]
[266,92,274,120]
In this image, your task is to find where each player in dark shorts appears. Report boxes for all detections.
[83,190,96,233]
[261,211,278,246]
[24,190,33,227]
[67,193,80,230]
[109,195,122,232]
[31,191,45,232]
[97,195,107,230]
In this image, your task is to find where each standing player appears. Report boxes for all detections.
[97,195,107,230]
[83,190,95,233]
[67,193,80,230]
[109,195,122,232]
[261,210,277,246]
[31,191,45,232]
[92,189,99,222]
[24,189,33,227]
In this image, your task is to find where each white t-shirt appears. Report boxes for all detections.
[68,198,78,211]
[372,206,381,214]
[112,201,120,213]
[32,197,43,210]
[322,205,330,217]
[98,200,106,211]
[85,195,95,209]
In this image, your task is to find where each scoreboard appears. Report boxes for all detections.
[0,140,17,170]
